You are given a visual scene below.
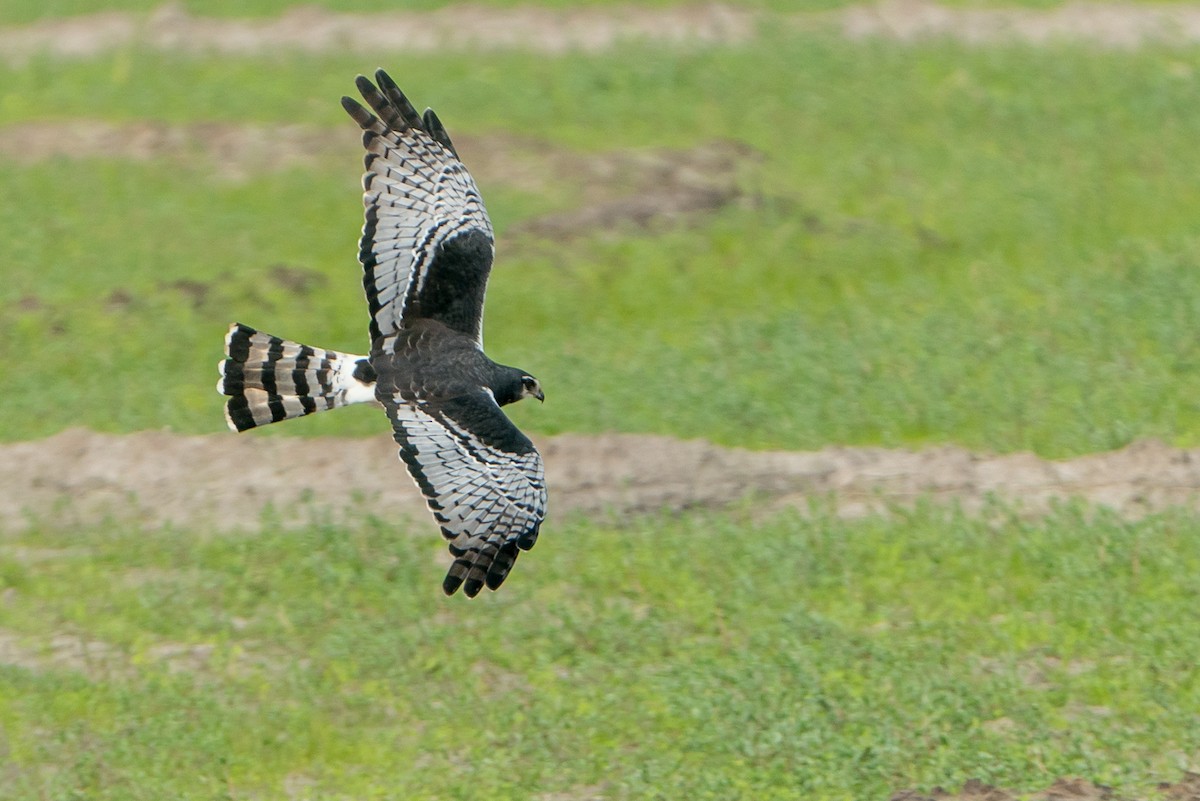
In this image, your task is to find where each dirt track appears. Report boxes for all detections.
[4,428,1200,534]
[0,122,754,239]
[3,429,1199,799]
[894,774,1200,801]
[8,0,1200,65]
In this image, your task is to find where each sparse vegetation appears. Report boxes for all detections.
[3,6,1200,800]
[3,504,1200,799]
[6,36,1200,454]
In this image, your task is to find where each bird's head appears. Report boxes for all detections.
[518,374,545,403]
[493,367,544,406]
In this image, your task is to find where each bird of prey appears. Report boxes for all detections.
[217,70,547,597]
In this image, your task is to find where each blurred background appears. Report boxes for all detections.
[2,1,1200,799]
[7,0,1200,455]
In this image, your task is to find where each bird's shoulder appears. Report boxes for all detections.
[374,318,482,357]
[370,320,494,399]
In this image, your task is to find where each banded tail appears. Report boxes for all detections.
[217,323,377,432]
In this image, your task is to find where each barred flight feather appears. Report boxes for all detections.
[384,390,546,597]
[342,72,493,350]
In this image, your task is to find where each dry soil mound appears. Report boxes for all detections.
[4,429,1200,533]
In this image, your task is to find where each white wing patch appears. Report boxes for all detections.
[385,392,546,597]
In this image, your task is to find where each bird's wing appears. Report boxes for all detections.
[342,69,494,350]
[382,388,547,597]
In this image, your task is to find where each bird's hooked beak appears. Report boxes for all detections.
[520,375,544,403]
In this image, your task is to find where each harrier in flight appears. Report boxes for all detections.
[218,70,547,598]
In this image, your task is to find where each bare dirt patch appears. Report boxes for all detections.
[7,0,1200,65]
[0,629,122,679]
[893,774,1200,801]
[3,429,1200,535]
[838,0,1200,48]
[0,2,757,65]
[1161,774,1200,801]
[0,625,281,680]
[0,120,347,180]
[509,139,761,240]
[0,120,756,235]
[891,777,1117,801]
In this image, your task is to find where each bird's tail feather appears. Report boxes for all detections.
[217,323,376,432]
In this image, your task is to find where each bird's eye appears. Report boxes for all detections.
[522,376,536,388]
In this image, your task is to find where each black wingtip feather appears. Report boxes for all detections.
[340,94,371,128]
[371,69,423,130]
[422,108,457,157]
[373,68,393,87]
[442,570,464,596]
[517,522,541,551]
[485,542,520,590]
[374,69,401,97]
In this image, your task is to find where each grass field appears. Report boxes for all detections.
[3,4,1200,799]
[3,504,1199,799]
[6,34,1200,455]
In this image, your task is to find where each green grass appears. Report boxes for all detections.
[6,38,1200,454]
[1,502,1198,799]
[4,20,1200,799]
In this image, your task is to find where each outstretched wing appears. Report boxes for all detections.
[381,389,547,597]
[341,69,494,350]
